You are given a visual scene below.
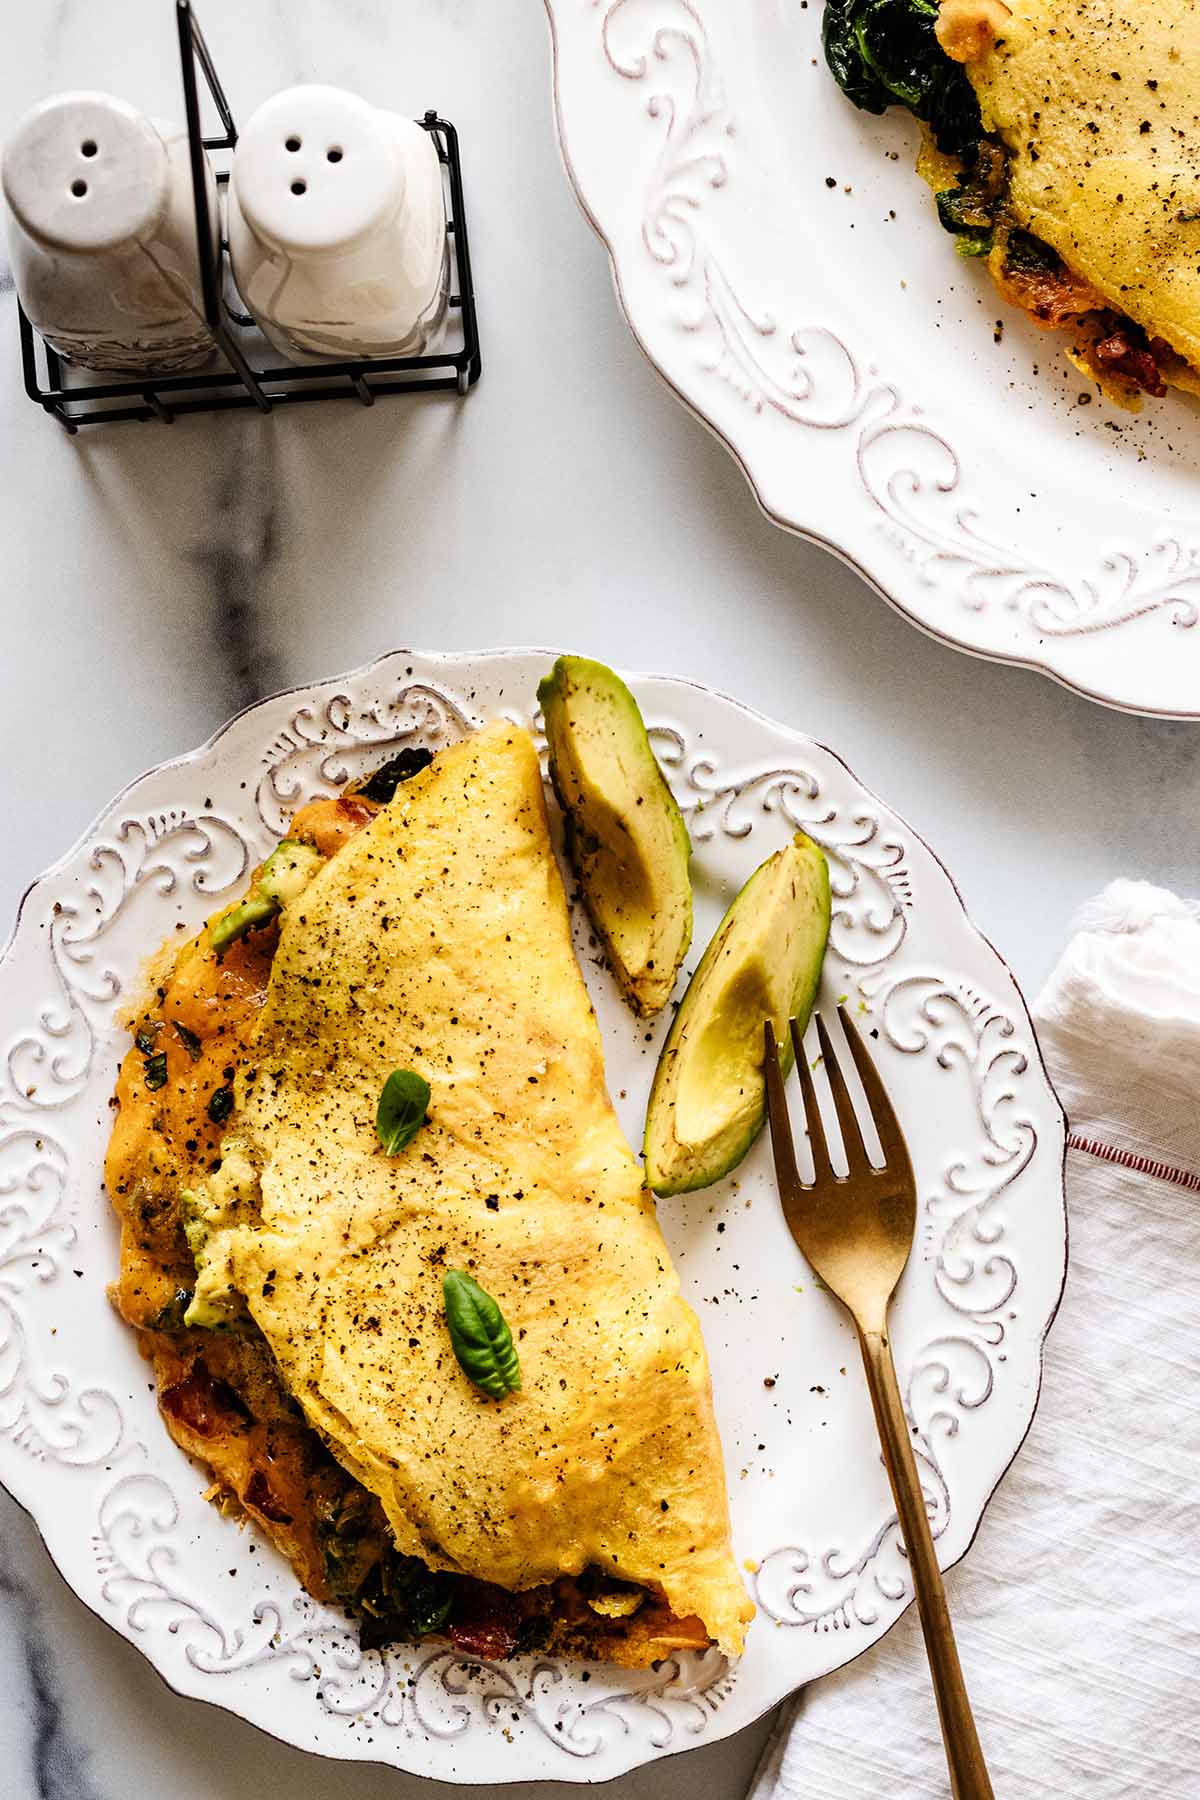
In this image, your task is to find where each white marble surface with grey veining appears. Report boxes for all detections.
[0,2,1198,1797]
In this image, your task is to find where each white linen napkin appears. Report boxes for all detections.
[748,880,1200,1799]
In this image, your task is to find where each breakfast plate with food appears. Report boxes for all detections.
[546,0,1200,717]
[0,648,1065,1782]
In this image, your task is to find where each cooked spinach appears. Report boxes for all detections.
[320,1530,366,1599]
[315,1488,378,1600]
[1004,228,1062,275]
[358,746,434,805]
[355,1552,456,1650]
[822,0,983,154]
[143,1051,169,1091]
[515,1614,553,1654]
[823,0,891,111]
[934,139,1006,254]
[935,189,993,254]
[405,1577,458,1640]
[935,188,989,231]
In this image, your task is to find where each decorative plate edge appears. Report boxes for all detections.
[0,644,1071,1784]
[541,0,1200,720]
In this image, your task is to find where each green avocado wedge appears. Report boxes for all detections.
[538,656,692,1018]
[209,838,324,958]
[642,832,831,1197]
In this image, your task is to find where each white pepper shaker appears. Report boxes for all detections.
[227,85,449,363]
[1,91,217,374]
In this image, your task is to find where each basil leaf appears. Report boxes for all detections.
[143,1051,169,1091]
[376,1069,431,1156]
[443,1269,521,1400]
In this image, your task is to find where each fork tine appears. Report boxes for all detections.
[763,1020,804,1198]
[837,1005,913,1178]
[790,1017,834,1185]
[814,1013,871,1176]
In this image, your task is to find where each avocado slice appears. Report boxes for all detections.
[642,832,831,1196]
[209,838,323,958]
[180,1143,260,1330]
[538,656,692,1017]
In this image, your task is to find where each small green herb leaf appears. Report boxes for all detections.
[208,1084,234,1124]
[443,1270,521,1400]
[143,1051,169,1091]
[174,1021,203,1061]
[376,1069,431,1156]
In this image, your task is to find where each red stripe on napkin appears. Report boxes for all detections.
[1067,1132,1200,1194]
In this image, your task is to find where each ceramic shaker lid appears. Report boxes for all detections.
[231,85,405,256]
[2,91,169,253]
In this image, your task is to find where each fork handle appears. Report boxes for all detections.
[859,1327,995,1800]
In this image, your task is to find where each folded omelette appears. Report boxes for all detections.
[106,721,752,1664]
[964,0,1200,395]
[823,0,1200,404]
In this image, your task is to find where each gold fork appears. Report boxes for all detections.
[764,1007,995,1800]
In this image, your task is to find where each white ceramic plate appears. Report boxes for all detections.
[546,0,1200,717]
[0,649,1065,1783]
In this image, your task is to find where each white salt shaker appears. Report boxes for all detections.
[2,91,217,374]
[227,85,448,363]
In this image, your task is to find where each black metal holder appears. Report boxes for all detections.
[16,0,481,431]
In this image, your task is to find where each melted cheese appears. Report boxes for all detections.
[966,0,1200,365]
[192,722,752,1655]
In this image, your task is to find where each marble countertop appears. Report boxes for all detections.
[1,2,1197,1797]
